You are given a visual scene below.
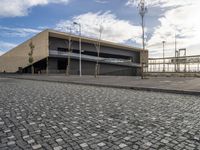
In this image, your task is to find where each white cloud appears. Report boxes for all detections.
[0,51,5,56]
[126,0,160,7]
[0,26,41,56]
[147,1,200,57]
[0,26,41,37]
[0,41,17,55]
[95,0,108,4]
[56,11,142,44]
[126,0,192,8]
[127,0,200,57]
[0,26,41,54]
[0,0,69,17]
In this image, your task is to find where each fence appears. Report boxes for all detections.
[147,55,200,73]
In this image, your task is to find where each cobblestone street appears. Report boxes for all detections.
[1,78,200,150]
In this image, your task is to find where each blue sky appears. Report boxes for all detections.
[0,0,200,57]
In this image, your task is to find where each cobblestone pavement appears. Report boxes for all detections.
[1,78,200,150]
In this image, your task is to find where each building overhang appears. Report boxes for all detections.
[47,29,147,53]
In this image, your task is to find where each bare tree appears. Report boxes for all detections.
[28,41,35,74]
[65,27,73,76]
[65,36,72,76]
[94,25,103,78]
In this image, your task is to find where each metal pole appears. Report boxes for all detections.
[141,16,145,79]
[175,34,177,72]
[162,41,165,72]
[198,57,200,72]
[142,16,145,51]
[79,26,82,77]
[178,50,180,72]
[184,49,186,72]
[138,0,147,79]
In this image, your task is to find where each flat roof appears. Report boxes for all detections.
[47,29,147,53]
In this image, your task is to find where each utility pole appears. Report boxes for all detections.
[162,41,166,72]
[174,33,177,72]
[138,0,147,78]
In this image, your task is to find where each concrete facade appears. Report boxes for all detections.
[0,29,148,76]
[0,31,49,72]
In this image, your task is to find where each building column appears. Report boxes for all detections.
[46,57,49,75]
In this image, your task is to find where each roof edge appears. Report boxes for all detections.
[47,29,148,52]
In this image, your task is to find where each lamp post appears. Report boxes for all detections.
[139,0,147,51]
[162,41,166,72]
[138,0,147,79]
[174,33,177,72]
[73,22,82,76]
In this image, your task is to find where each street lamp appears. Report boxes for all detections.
[73,22,82,76]
[138,0,148,79]
[139,0,148,51]
[162,41,166,72]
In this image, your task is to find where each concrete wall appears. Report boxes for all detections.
[0,30,49,72]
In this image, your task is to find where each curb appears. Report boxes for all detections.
[3,76,200,96]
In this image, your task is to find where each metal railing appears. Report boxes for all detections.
[49,50,141,67]
[147,55,200,73]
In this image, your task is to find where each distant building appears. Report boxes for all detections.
[0,29,148,76]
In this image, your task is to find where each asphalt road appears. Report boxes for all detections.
[0,78,200,150]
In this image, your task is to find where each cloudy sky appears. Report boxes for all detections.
[0,0,199,57]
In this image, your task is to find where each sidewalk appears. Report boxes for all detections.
[1,74,200,95]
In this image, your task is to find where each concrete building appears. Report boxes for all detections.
[0,29,148,76]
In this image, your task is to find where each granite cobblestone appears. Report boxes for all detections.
[1,78,200,149]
